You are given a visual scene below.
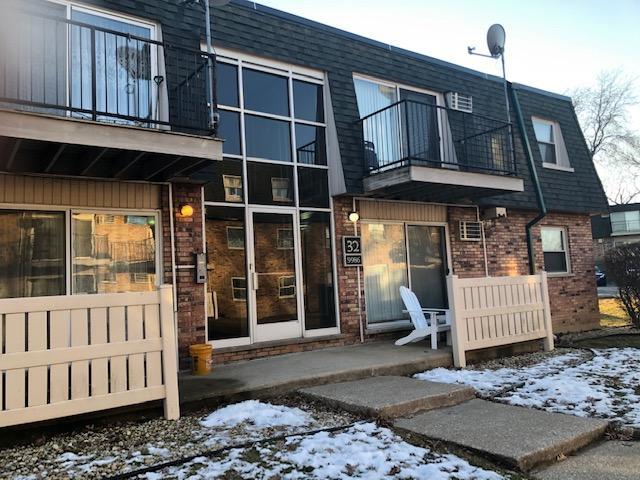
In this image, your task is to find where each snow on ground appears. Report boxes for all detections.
[142,422,507,480]
[5,400,345,480]
[416,348,640,427]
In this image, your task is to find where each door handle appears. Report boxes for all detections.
[252,272,259,290]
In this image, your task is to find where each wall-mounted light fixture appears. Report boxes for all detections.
[180,204,194,217]
[348,211,360,223]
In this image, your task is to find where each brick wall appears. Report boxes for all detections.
[161,183,206,370]
[448,207,600,333]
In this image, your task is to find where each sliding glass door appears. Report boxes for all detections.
[362,222,448,325]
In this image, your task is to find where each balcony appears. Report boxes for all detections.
[0,6,222,182]
[358,99,524,201]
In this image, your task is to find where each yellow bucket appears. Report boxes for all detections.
[189,343,213,375]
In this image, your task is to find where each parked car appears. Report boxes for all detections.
[595,266,607,286]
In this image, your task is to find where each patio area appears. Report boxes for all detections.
[179,341,453,407]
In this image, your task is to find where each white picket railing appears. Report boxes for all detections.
[447,272,554,367]
[0,285,179,428]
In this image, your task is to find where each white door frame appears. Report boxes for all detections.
[246,206,304,343]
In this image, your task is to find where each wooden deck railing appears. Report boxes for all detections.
[447,273,554,367]
[0,285,179,428]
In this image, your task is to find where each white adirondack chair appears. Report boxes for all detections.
[396,286,451,349]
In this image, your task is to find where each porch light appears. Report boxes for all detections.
[348,211,360,223]
[180,204,195,217]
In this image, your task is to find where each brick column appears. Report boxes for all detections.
[161,183,206,370]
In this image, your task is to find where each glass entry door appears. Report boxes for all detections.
[248,209,302,342]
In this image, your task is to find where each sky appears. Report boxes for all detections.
[254,0,640,200]
[255,0,640,127]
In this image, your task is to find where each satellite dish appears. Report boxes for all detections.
[210,0,231,6]
[486,24,505,58]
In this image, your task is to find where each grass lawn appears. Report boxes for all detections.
[599,298,632,327]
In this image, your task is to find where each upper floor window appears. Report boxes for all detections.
[532,118,573,171]
[610,211,640,234]
[541,227,570,274]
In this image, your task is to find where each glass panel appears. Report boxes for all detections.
[407,225,448,310]
[538,142,557,164]
[362,223,408,324]
[247,162,295,206]
[245,114,292,161]
[218,110,242,155]
[353,77,397,117]
[298,167,330,208]
[200,158,244,203]
[533,120,554,143]
[206,206,249,340]
[293,80,324,122]
[544,252,567,273]
[300,211,336,330]
[243,68,289,116]
[541,228,563,252]
[401,90,440,162]
[253,213,297,324]
[71,9,154,124]
[72,213,156,294]
[0,210,65,299]
[217,62,239,107]
[295,124,326,165]
[0,1,67,115]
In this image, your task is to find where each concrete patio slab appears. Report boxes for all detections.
[180,342,452,407]
[394,399,609,472]
[299,376,475,418]
[533,441,640,480]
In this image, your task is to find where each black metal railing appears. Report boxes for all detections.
[358,99,516,176]
[0,8,215,135]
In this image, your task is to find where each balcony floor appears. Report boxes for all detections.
[363,164,524,202]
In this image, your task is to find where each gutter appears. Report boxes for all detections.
[510,84,547,274]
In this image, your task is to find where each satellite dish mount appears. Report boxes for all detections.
[467,24,510,123]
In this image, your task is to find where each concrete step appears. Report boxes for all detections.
[533,441,640,480]
[299,376,475,419]
[393,399,610,472]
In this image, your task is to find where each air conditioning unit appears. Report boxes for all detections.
[459,221,482,241]
[446,92,473,113]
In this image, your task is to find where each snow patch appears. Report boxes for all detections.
[200,399,313,429]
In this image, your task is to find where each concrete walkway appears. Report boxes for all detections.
[180,342,452,407]
[534,441,640,480]
[299,376,610,473]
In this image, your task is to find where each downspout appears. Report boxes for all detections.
[510,85,547,274]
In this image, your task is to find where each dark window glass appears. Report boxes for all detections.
[218,110,242,155]
[298,167,329,208]
[296,124,326,165]
[300,211,336,330]
[0,210,65,298]
[200,158,244,203]
[205,206,249,340]
[293,80,324,122]
[217,62,239,107]
[245,114,291,161]
[543,252,567,273]
[247,162,294,206]
[243,68,289,116]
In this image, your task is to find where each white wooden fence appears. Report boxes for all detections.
[0,285,179,428]
[447,272,554,367]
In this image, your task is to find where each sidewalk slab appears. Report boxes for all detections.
[533,441,640,480]
[300,376,475,418]
[180,342,452,407]
[394,399,609,472]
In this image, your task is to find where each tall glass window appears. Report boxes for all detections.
[0,210,65,298]
[208,52,335,343]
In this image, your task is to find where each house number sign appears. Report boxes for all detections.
[343,236,362,267]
